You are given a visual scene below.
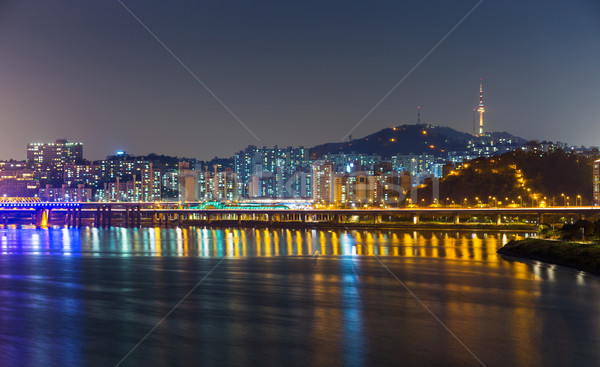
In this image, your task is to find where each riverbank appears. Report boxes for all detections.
[497,238,600,274]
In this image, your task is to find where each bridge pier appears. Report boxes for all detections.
[69,208,78,227]
[35,209,51,226]
[413,214,419,225]
[453,214,460,224]
[496,213,502,225]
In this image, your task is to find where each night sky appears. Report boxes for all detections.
[0,0,599,160]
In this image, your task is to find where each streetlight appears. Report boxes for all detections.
[577,195,582,206]
[518,196,522,207]
[446,197,450,206]
[561,193,566,206]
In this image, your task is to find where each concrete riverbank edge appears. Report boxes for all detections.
[179,219,536,231]
[497,238,600,275]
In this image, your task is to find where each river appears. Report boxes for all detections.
[0,226,598,367]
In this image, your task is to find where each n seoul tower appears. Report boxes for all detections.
[477,79,485,136]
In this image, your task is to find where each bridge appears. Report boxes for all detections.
[0,198,81,226]
[0,198,598,227]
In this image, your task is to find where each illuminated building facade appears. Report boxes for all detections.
[63,164,101,187]
[95,157,161,201]
[334,174,349,205]
[0,164,39,197]
[27,139,83,180]
[197,168,238,202]
[333,171,409,207]
[39,184,92,202]
[234,145,309,198]
[312,161,334,204]
[391,154,435,176]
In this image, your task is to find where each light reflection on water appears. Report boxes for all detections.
[0,226,546,285]
[0,226,599,366]
[0,226,528,260]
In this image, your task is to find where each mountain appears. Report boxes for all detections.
[309,124,526,159]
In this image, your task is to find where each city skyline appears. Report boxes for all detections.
[0,1,599,161]
[2,3,600,366]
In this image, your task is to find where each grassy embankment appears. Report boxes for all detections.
[498,238,600,274]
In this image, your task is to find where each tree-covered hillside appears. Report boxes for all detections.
[417,149,594,206]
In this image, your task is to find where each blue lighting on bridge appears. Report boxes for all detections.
[0,202,80,208]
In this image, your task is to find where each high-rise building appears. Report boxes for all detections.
[391,154,435,176]
[312,161,334,204]
[95,156,161,201]
[197,168,238,202]
[179,162,198,202]
[234,145,309,198]
[27,139,83,180]
[334,174,349,205]
[63,164,101,187]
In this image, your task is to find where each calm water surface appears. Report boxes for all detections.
[0,226,598,367]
